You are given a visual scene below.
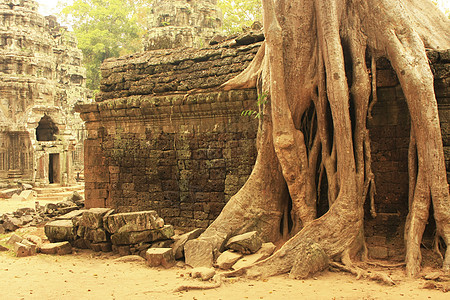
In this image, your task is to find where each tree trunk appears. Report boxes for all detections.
[186,0,450,278]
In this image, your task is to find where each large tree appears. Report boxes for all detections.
[186,0,450,279]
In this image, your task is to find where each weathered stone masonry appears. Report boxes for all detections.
[78,34,263,229]
[0,0,88,186]
[78,30,450,254]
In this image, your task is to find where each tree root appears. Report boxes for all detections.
[330,262,396,285]
[364,261,406,268]
[173,276,223,293]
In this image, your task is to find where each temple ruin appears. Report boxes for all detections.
[144,0,222,50]
[0,0,88,186]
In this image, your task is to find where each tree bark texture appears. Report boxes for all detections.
[189,0,450,278]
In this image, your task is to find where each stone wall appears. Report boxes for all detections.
[79,28,450,253]
[0,0,88,185]
[78,32,262,229]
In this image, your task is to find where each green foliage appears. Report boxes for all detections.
[59,0,153,92]
[241,92,268,119]
[218,0,262,34]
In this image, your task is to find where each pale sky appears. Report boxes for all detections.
[36,0,450,17]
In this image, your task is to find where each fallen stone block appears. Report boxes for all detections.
[190,267,216,281]
[19,190,36,201]
[184,239,213,268]
[171,228,204,259]
[110,225,174,245]
[90,242,112,252]
[55,210,84,221]
[0,244,8,251]
[40,242,73,255]
[0,188,21,198]
[72,238,90,249]
[225,231,262,254]
[112,245,131,256]
[24,235,42,248]
[146,248,175,268]
[14,242,31,257]
[104,210,163,234]
[80,208,114,229]
[21,239,37,254]
[289,239,329,279]
[7,233,23,245]
[232,242,276,270]
[216,250,243,270]
[3,215,22,231]
[151,240,174,248]
[84,228,108,243]
[44,220,76,242]
[57,206,79,215]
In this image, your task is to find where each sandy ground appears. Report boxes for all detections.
[1,202,448,299]
[0,228,448,300]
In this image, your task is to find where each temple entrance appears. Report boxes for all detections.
[49,153,60,184]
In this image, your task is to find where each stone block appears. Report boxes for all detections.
[0,244,8,251]
[3,215,22,231]
[14,242,32,257]
[145,248,175,268]
[190,267,216,281]
[184,239,213,268]
[80,208,114,229]
[232,242,276,270]
[216,250,243,270]
[21,239,37,254]
[111,225,174,245]
[225,231,262,254]
[171,228,204,259]
[0,188,21,198]
[90,242,112,252]
[6,233,23,245]
[55,210,85,221]
[24,235,42,248]
[40,242,73,255]
[84,228,108,243]
[104,210,163,234]
[44,220,76,242]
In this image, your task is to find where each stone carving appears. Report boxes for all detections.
[144,0,222,50]
[0,0,88,186]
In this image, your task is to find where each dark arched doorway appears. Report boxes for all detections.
[36,115,58,141]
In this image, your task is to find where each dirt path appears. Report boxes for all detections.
[0,242,448,300]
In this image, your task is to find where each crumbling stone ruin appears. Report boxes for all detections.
[0,0,88,186]
[144,0,222,50]
[77,25,450,264]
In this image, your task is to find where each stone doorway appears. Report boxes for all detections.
[49,153,60,184]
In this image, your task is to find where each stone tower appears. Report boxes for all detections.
[0,0,88,186]
[144,0,222,50]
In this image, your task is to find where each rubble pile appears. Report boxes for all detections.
[45,209,176,257]
[0,192,84,234]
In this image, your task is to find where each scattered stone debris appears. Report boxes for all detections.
[0,191,85,233]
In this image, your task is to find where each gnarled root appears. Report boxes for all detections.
[330,262,396,285]
[173,276,223,293]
